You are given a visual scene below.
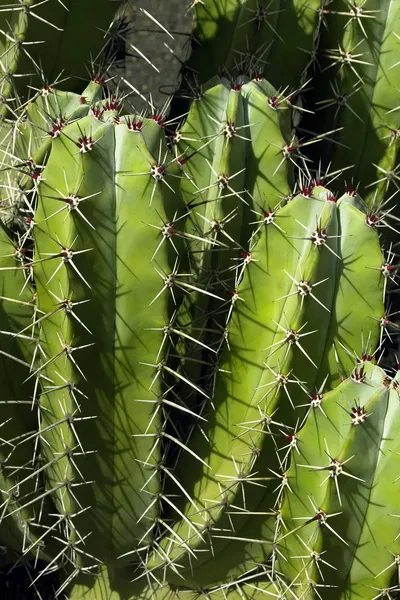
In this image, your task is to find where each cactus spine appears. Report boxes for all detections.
[0,0,123,117]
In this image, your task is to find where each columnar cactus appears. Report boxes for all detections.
[171,75,294,398]
[184,0,322,93]
[0,79,104,229]
[143,184,385,588]
[302,0,400,211]
[278,362,400,599]
[181,1,400,233]
[0,0,122,117]
[0,68,397,599]
[0,2,400,600]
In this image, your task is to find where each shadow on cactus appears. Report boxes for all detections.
[0,2,400,600]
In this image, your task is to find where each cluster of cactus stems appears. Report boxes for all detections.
[0,0,126,117]
[1,1,400,599]
[302,0,400,211]
[184,1,400,226]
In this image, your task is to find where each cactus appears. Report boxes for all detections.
[0,79,105,232]
[170,74,294,400]
[183,0,322,93]
[300,0,400,209]
[0,222,48,559]
[0,65,397,599]
[0,2,400,599]
[278,361,400,599]
[143,182,385,587]
[181,1,400,234]
[0,0,124,118]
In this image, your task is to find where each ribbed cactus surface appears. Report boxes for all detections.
[279,361,400,599]
[184,0,322,92]
[303,0,400,211]
[0,0,122,117]
[180,0,400,240]
[0,70,397,600]
[1,2,400,599]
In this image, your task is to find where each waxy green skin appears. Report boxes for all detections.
[0,0,396,595]
[16,81,104,155]
[0,225,46,555]
[0,81,104,227]
[0,73,395,600]
[174,76,293,400]
[278,363,400,598]
[29,113,187,566]
[69,367,400,599]
[146,186,384,588]
[0,0,121,117]
[185,0,322,93]
[185,0,400,236]
[68,565,280,600]
[296,0,400,216]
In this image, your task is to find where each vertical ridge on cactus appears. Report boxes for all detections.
[0,0,123,117]
[184,0,322,93]
[1,2,400,599]
[28,113,187,566]
[290,0,400,227]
